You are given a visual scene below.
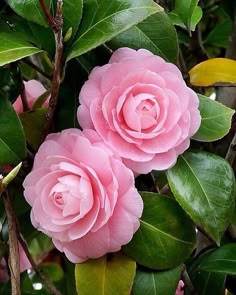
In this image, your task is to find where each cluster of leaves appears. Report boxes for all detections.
[0,0,236,294]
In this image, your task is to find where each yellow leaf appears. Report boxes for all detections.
[189,58,236,86]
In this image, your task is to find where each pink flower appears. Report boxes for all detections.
[175,280,184,295]
[77,48,201,174]
[13,80,49,113]
[23,128,143,263]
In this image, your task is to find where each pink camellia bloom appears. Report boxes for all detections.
[77,48,201,174]
[23,128,143,263]
[175,280,184,295]
[13,80,49,114]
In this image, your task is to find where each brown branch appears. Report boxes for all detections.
[2,190,21,295]
[39,0,55,28]
[181,265,197,295]
[20,85,29,112]
[225,132,236,165]
[22,59,51,80]
[42,0,64,141]
[18,235,62,295]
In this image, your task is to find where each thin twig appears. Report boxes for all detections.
[20,85,29,112]
[39,0,55,28]
[182,265,197,295]
[18,235,62,295]
[41,0,64,141]
[159,184,170,195]
[225,132,236,165]
[2,190,21,295]
[22,59,51,80]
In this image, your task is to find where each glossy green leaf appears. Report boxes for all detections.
[123,192,196,270]
[108,11,178,62]
[5,0,51,27]
[174,0,199,32]
[62,0,83,40]
[0,32,42,66]
[189,250,226,295]
[198,244,236,274]
[133,266,182,295]
[193,94,234,142]
[167,151,235,244]
[169,5,202,32]
[75,252,136,295]
[20,108,47,151]
[67,0,162,60]
[0,96,26,164]
[0,14,55,57]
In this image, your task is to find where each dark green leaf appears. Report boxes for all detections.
[108,11,178,62]
[167,151,235,244]
[123,192,196,270]
[75,252,136,295]
[189,250,226,295]
[62,0,83,41]
[67,0,162,60]
[0,66,23,103]
[204,20,232,48]
[193,94,234,142]
[0,96,26,164]
[198,244,236,274]
[133,266,182,295]
[19,108,47,151]
[0,32,42,66]
[5,0,51,27]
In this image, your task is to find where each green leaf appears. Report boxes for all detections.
[174,0,200,32]
[20,108,47,151]
[62,0,83,40]
[132,266,182,295]
[0,32,42,66]
[169,5,202,32]
[204,20,232,48]
[5,0,51,27]
[108,11,178,62]
[40,263,64,282]
[167,151,235,244]
[0,96,26,164]
[67,0,162,60]
[193,94,234,142]
[198,244,236,274]
[123,192,196,270]
[0,66,23,103]
[75,252,136,295]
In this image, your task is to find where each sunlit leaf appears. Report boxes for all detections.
[189,58,236,86]
[167,151,235,244]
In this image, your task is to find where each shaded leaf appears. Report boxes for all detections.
[193,94,234,142]
[20,108,47,151]
[5,0,51,27]
[67,0,161,60]
[123,192,196,270]
[0,32,42,66]
[199,244,236,274]
[108,11,178,62]
[75,252,136,295]
[133,265,182,295]
[167,151,235,244]
[189,58,236,86]
[0,96,26,164]
[204,20,232,48]
[0,66,23,103]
